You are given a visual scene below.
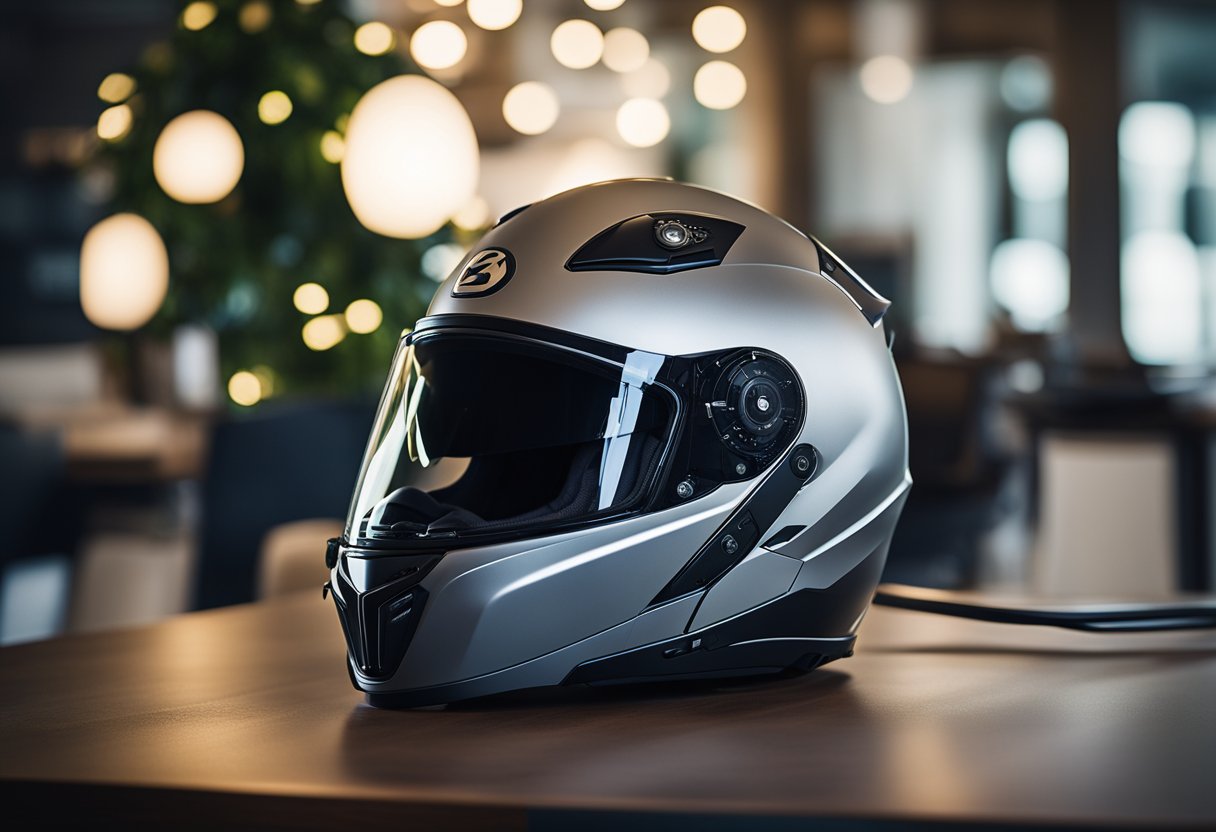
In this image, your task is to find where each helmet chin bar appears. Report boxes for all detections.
[330,552,440,682]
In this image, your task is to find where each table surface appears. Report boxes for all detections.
[2,592,1214,830]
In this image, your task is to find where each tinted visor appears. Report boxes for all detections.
[345,330,676,547]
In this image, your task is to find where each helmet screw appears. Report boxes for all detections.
[790,445,816,478]
[734,462,747,476]
[675,479,695,500]
[721,535,739,555]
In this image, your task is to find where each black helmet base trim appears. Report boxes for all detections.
[364,636,854,708]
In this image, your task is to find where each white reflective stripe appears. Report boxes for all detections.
[403,354,428,464]
[620,350,664,388]
[597,350,665,510]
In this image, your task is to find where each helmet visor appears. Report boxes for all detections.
[344,329,676,547]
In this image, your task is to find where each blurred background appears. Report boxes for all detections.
[1,0,1214,645]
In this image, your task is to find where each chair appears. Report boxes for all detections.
[193,401,373,609]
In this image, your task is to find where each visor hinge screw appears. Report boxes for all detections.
[676,479,695,500]
[734,462,747,476]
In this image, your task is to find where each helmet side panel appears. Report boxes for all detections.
[364,482,748,691]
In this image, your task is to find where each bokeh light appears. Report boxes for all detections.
[467,0,522,31]
[181,1,217,31]
[502,81,560,136]
[258,90,293,124]
[621,58,671,99]
[694,60,746,109]
[1008,119,1068,202]
[293,282,329,315]
[452,195,490,230]
[302,315,346,351]
[860,55,914,104]
[97,105,133,141]
[344,299,383,334]
[551,20,604,70]
[585,0,626,9]
[238,1,272,33]
[989,238,1070,331]
[152,110,245,204]
[616,98,670,147]
[79,213,169,331]
[1119,101,1195,170]
[227,371,263,407]
[1122,231,1203,364]
[410,20,468,70]
[602,28,649,73]
[97,73,136,104]
[1000,55,1052,112]
[319,130,345,163]
[341,74,480,238]
[354,22,395,56]
[692,6,746,53]
[422,243,468,281]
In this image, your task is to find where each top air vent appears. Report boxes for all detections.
[566,213,745,275]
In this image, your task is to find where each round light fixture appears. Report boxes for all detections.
[615,98,670,147]
[602,27,649,73]
[354,22,395,56]
[694,60,747,109]
[502,81,560,136]
[551,20,604,69]
[79,213,169,331]
[341,74,480,239]
[152,110,245,204]
[692,6,746,53]
[467,0,522,31]
[410,20,468,71]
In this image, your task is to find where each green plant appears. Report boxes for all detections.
[89,0,447,401]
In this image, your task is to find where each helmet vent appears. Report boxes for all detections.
[566,212,744,275]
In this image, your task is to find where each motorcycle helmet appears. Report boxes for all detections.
[326,178,910,707]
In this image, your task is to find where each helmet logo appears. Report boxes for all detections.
[452,248,516,298]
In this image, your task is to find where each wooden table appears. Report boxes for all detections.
[2,593,1214,830]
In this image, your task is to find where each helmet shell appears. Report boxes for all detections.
[334,179,910,706]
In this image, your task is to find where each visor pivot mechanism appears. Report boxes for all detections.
[676,478,695,500]
[790,445,818,480]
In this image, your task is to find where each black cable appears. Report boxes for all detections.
[873,583,1216,632]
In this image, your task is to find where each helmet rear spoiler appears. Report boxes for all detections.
[808,235,891,327]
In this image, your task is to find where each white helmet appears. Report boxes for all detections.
[327,179,910,706]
